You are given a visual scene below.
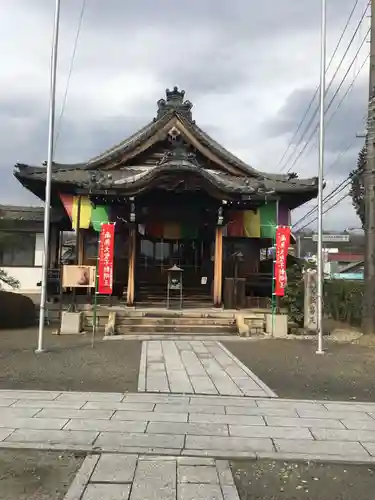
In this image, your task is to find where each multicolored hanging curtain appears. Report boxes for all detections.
[59,194,110,232]
[72,196,92,230]
[91,205,110,232]
[226,202,290,239]
[145,221,198,239]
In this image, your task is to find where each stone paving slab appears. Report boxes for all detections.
[64,454,241,500]
[2,391,375,464]
[6,429,99,446]
[90,454,137,483]
[138,340,277,397]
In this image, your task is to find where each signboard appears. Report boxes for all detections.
[98,223,115,295]
[274,226,291,297]
[62,265,95,288]
[312,234,350,243]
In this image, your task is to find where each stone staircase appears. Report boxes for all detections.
[83,309,237,336]
[82,308,267,337]
[44,302,268,337]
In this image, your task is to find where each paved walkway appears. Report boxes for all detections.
[64,454,239,500]
[138,340,277,397]
[0,390,375,463]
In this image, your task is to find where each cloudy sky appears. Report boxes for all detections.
[0,0,370,230]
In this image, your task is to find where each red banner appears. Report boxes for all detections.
[274,226,291,297]
[98,223,115,295]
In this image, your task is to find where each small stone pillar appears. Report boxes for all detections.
[304,269,318,332]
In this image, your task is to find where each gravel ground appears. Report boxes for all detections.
[0,449,83,500]
[231,459,375,500]
[224,339,375,401]
[0,328,141,392]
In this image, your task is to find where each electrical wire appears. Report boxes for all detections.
[274,0,362,171]
[293,177,351,228]
[287,52,369,172]
[296,189,351,232]
[283,26,370,174]
[279,0,370,173]
[54,0,87,154]
[291,111,367,228]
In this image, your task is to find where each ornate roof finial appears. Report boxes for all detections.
[157,86,193,120]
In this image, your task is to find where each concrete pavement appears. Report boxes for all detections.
[1,338,375,499]
[65,454,239,500]
[138,340,277,397]
[0,390,375,463]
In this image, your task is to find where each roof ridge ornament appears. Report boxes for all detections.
[157,86,193,120]
[158,135,199,166]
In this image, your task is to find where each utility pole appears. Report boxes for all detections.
[363,0,375,335]
[36,0,61,352]
[316,0,327,354]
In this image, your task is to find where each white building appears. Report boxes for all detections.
[0,205,64,296]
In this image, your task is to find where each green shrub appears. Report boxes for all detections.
[324,280,364,327]
[282,265,364,329]
[281,263,305,326]
[0,291,36,329]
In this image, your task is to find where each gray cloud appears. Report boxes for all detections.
[0,0,370,230]
[266,77,368,179]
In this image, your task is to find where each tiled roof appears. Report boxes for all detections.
[13,87,318,203]
[14,162,318,196]
[0,205,45,222]
[327,253,364,262]
[0,205,63,223]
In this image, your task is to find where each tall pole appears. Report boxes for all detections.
[316,0,326,354]
[36,0,61,353]
[363,0,375,335]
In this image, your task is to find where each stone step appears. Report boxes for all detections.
[115,317,235,326]
[114,324,237,335]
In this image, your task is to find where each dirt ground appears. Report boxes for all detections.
[231,459,375,500]
[0,328,140,393]
[0,449,83,500]
[224,339,375,401]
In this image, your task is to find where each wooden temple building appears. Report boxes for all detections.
[14,87,318,309]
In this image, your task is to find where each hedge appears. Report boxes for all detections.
[324,279,363,327]
[0,291,36,329]
[282,264,364,329]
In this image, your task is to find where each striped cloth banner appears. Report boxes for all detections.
[59,194,110,232]
[145,221,198,239]
[225,202,290,238]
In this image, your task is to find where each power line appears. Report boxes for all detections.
[325,53,369,126]
[54,0,87,154]
[274,0,362,171]
[293,176,351,228]
[279,1,370,173]
[287,52,369,171]
[291,111,367,228]
[284,26,370,174]
[297,186,351,232]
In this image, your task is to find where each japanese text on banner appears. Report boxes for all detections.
[98,223,115,295]
[274,226,291,297]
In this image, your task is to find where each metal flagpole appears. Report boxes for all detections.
[36,0,61,353]
[316,0,326,355]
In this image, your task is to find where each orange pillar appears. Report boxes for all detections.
[127,227,136,306]
[213,226,223,307]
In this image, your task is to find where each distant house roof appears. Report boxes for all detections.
[0,205,65,224]
[339,260,364,273]
[327,253,364,262]
[0,205,45,222]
